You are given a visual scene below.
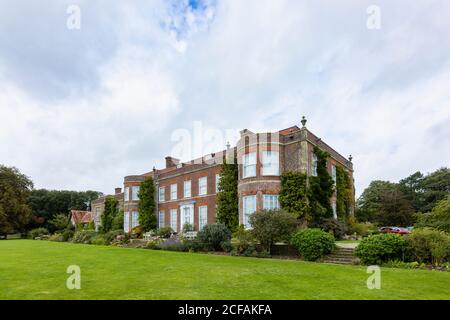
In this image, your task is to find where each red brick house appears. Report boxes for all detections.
[95,118,354,233]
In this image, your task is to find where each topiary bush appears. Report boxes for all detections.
[406,228,450,265]
[28,228,49,239]
[355,233,407,265]
[290,228,335,261]
[197,223,231,251]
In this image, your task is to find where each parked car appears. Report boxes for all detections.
[379,226,411,235]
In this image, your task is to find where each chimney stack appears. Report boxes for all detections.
[165,156,180,168]
[115,187,122,194]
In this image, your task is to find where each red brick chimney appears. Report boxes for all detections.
[165,156,180,168]
[115,187,122,194]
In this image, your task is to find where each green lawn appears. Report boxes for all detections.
[0,240,449,300]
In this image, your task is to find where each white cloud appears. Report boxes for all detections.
[0,0,449,197]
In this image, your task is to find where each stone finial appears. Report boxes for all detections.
[226,141,231,149]
[349,155,353,162]
[301,116,307,128]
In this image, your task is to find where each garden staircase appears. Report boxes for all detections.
[323,247,357,265]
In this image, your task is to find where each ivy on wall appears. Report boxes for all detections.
[138,176,157,231]
[335,165,353,221]
[279,171,310,219]
[281,146,344,224]
[216,158,239,232]
[308,146,334,223]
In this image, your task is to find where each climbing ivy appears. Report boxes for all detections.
[279,171,310,219]
[216,158,239,232]
[336,165,353,221]
[308,146,334,223]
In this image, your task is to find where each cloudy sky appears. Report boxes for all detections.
[0,0,449,196]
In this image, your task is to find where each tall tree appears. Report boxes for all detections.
[0,165,33,237]
[416,194,450,232]
[138,177,157,231]
[357,181,415,226]
[101,196,118,232]
[216,159,239,232]
[419,167,450,212]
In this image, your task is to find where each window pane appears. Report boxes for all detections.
[159,187,165,202]
[262,151,279,175]
[170,209,177,232]
[171,184,177,200]
[199,177,207,195]
[243,195,256,228]
[124,187,130,201]
[199,206,207,230]
[243,152,256,178]
[131,186,140,201]
[184,180,191,198]
[159,211,165,228]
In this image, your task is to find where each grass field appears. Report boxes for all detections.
[1,240,449,300]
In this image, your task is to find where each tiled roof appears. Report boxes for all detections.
[70,210,94,224]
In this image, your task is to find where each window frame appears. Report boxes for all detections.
[159,186,165,202]
[198,176,207,196]
[243,152,257,178]
[263,194,280,210]
[170,183,177,200]
[242,195,257,229]
[170,209,178,232]
[184,180,191,198]
[261,151,279,176]
[198,205,208,231]
[158,211,165,229]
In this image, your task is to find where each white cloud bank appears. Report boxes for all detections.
[0,0,449,196]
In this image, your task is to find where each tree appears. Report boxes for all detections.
[249,209,298,254]
[357,181,415,226]
[216,160,239,232]
[279,171,310,219]
[138,177,157,231]
[0,165,33,237]
[26,189,102,229]
[101,196,118,233]
[399,168,450,212]
[309,147,334,223]
[415,194,450,232]
[419,168,450,212]
[48,213,70,232]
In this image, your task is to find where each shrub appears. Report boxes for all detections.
[197,223,231,251]
[103,230,125,245]
[90,235,107,246]
[291,228,335,261]
[355,233,407,265]
[182,223,194,233]
[145,239,163,250]
[249,209,298,254]
[347,221,377,238]
[383,260,420,269]
[47,233,64,242]
[28,228,49,239]
[157,227,173,239]
[232,225,256,255]
[310,218,347,240]
[406,228,450,265]
[62,229,74,242]
[72,230,97,244]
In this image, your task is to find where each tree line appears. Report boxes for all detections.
[0,164,102,237]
